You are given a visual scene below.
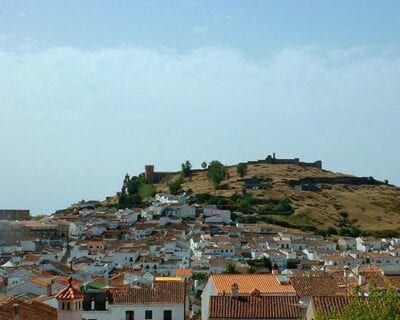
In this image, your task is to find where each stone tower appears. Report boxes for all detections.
[145,165,155,183]
[55,277,84,320]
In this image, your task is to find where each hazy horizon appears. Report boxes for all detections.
[1,1,399,214]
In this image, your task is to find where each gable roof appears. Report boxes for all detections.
[210,274,296,295]
[109,281,185,305]
[0,298,57,320]
[290,276,351,297]
[209,295,301,319]
[311,296,364,316]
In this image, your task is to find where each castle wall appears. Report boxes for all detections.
[0,209,30,221]
[247,157,322,169]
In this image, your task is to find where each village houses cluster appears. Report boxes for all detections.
[1,194,400,320]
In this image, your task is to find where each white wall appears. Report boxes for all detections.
[82,304,184,320]
[201,279,216,320]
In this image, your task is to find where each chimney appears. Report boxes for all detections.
[13,304,20,320]
[358,274,366,286]
[104,269,110,286]
[344,265,349,279]
[105,296,109,310]
[91,297,95,310]
[355,264,360,276]
[272,263,279,275]
[231,283,239,298]
[47,280,54,296]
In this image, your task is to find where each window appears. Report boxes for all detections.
[145,310,152,319]
[125,311,134,320]
[163,310,172,320]
[67,303,70,310]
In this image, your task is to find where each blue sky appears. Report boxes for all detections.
[0,1,399,214]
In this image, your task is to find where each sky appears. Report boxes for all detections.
[0,0,399,214]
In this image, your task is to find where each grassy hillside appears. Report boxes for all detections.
[156,163,400,234]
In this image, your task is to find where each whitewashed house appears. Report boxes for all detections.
[82,281,187,320]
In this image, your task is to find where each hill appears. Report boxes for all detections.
[155,161,400,235]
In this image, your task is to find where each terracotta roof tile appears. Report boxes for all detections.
[209,295,301,319]
[110,281,185,305]
[210,274,296,294]
[311,296,365,316]
[291,276,351,297]
[0,298,57,320]
[176,268,193,277]
[55,277,84,300]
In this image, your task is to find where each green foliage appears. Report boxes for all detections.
[238,215,258,223]
[248,266,257,274]
[369,229,398,238]
[257,199,293,215]
[339,211,349,219]
[193,193,229,206]
[207,160,226,189]
[318,283,400,320]
[230,192,255,212]
[272,199,293,214]
[192,272,208,281]
[247,257,272,272]
[314,227,338,237]
[118,174,155,209]
[338,226,366,237]
[138,183,156,198]
[223,263,239,274]
[236,162,247,178]
[181,160,192,177]
[169,176,183,195]
[201,161,208,169]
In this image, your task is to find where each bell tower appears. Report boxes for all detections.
[55,277,84,320]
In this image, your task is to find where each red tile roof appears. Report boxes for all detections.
[290,276,351,297]
[110,281,185,305]
[0,298,57,320]
[311,296,365,316]
[176,268,193,277]
[55,277,84,300]
[209,295,301,319]
[210,274,296,295]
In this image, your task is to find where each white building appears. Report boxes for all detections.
[82,281,187,320]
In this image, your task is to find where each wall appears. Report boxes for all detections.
[82,303,184,320]
[0,209,30,221]
[201,280,216,320]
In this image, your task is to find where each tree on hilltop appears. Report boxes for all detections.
[181,160,192,177]
[237,162,247,178]
[207,160,226,189]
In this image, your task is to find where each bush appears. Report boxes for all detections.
[169,177,183,195]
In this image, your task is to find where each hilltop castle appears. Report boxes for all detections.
[142,154,322,184]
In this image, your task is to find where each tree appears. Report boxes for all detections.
[169,177,183,195]
[181,160,192,177]
[201,161,207,169]
[319,283,400,320]
[207,160,226,189]
[223,263,238,274]
[237,162,247,178]
[339,211,349,219]
[248,266,257,274]
[192,272,208,281]
[262,256,272,270]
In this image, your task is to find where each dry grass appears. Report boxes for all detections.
[156,163,400,232]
